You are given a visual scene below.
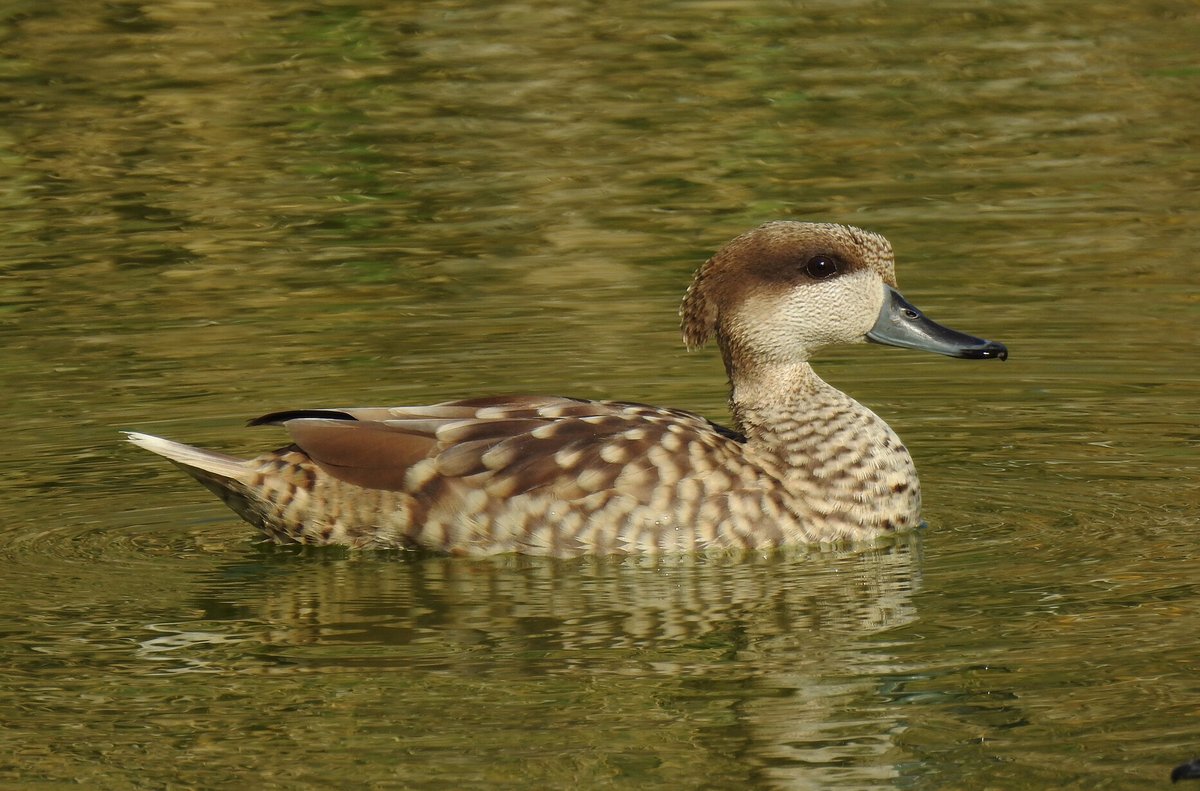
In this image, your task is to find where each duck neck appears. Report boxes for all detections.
[727,359,921,535]
[729,361,832,440]
[728,359,907,475]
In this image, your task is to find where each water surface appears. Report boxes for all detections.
[1,1,1198,788]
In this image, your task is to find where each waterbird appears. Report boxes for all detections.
[126,221,1007,555]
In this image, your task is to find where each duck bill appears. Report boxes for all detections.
[867,285,1008,360]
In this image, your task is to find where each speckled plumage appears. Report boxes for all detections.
[127,221,1005,556]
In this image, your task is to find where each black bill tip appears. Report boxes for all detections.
[957,340,1008,361]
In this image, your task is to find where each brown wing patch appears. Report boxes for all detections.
[284,419,438,490]
[273,396,753,508]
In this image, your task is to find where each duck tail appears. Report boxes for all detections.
[124,432,251,485]
[126,431,301,538]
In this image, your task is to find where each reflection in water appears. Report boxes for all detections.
[133,537,925,788]
[229,535,921,657]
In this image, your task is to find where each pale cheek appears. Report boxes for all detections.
[840,280,886,339]
[782,275,883,346]
[726,273,886,360]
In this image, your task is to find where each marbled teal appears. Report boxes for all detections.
[126,221,1006,555]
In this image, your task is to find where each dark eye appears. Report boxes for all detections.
[804,255,840,279]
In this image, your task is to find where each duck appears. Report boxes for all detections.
[126,221,1006,556]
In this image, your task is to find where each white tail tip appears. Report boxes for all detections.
[124,431,248,480]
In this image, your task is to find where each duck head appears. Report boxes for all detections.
[680,221,1007,373]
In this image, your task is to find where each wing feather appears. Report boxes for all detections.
[269,396,748,504]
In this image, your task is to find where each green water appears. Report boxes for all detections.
[1,1,1197,788]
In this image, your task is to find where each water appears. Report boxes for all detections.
[2,0,1198,788]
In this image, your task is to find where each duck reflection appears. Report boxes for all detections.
[233,533,923,655]
[153,534,926,787]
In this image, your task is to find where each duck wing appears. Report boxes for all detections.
[249,395,748,502]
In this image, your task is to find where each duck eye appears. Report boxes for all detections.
[804,255,840,279]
